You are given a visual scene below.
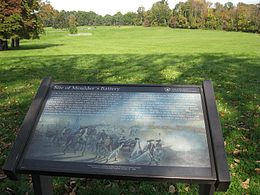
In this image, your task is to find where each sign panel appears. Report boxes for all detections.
[19,84,214,179]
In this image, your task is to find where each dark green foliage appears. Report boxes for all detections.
[171,0,260,33]
[137,7,145,25]
[149,0,172,26]
[123,12,138,26]
[68,14,78,34]
[68,26,78,34]
[103,14,113,26]
[38,1,259,34]
[19,0,43,39]
[38,2,58,27]
[53,10,69,29]
[113,12,124,26]
[76,11,100,26]
[0,0,43,50]
[0,0,22,50]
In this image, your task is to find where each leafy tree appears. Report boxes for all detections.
[185,0,208,29]
[75,11,88,26]
[94,15,104,26]
[68,14,77,34]
[74,11,103,26]
[113,12,123,26]
[103,14,113,26]
[150,0,172,26]
[255,3,260,32]
[205,7,218,29]
[19,0,43,40]
[169,15,188,28]
[143,10,152,27]
[85,11,98,26]
[137,6,145,25]
[234,3,258,32]
[38,1,58,27]
[0,0,43,50]
[224,2,234,10]
[0,0,22,50]
[53,10,68,29]
[172,2,191,28]
[123,12,138,25]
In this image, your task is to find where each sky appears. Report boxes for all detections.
[49,0,259,16]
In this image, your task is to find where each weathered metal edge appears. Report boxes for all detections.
[2,77,52,180]
[202,80,231,191]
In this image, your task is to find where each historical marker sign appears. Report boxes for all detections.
[3,78,230,194]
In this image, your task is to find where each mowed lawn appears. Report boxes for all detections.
[0,26,259,194]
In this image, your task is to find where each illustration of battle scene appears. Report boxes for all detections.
[25,114,211,168]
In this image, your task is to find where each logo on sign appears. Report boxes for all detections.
[164,87,171,92]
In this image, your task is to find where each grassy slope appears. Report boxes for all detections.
[0,26,259,194]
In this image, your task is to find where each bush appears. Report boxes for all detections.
[143,18,151,27]
[68,14,78,34]
[69,25,78,34]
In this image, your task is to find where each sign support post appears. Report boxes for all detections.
[32,175,53,195]
[199,184,215,195]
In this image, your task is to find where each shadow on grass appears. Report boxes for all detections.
[8,43,63,51]
[0,53,259,194]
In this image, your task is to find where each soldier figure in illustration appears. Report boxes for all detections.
[51,129,63,146]
[85,126,97,153]
[106,143,124,162]
[95,130,109,158]
[152,139,164,165]
[76,127,89,156]
[129,139,154,164]
[63,127,86,154]
[130,138,142,158]
[129,137,164,165]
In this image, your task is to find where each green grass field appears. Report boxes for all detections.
[0,26,259,194]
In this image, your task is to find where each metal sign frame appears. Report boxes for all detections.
[3,78,230,194]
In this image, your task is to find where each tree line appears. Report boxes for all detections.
[1,0,259,50]
[40,0,260,33]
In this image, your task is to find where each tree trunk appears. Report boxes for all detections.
[15,38,20,47]
[11,39,15,48]
[3,40,8,50]
[0,39,3,51]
